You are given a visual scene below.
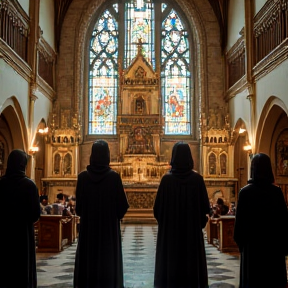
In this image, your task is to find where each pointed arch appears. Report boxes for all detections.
[57,0,221,141]
[255,96,288,154]
[0,96,28,152]
[208,151,217,175]
[219,152,228,175]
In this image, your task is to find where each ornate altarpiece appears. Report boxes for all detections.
[41,112,81,203]
[201,104,237,205]
[110,45,169,222]
[42,47,169,221]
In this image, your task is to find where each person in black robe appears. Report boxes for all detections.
[0,149,41,288]
[234,153,288,288]
[73,140,129,288]
[153,141,210,288]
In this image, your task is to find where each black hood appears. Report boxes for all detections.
[249,153,274,185]
[86,140,111,182]
[170,141,194,178]
[3,149,27,180]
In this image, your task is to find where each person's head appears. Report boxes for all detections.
[212,205,220,217]
[40,195,48,205]
[216,198,224,206]
[170,141,194,173]
[250,153,274,184]
[42,199,48,206]
[57,193,64,202]
[6,149,28,175]
[90,140,110,167]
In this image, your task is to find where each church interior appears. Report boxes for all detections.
[1,0,288,285]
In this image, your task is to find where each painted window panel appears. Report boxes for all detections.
[88,9,118,135]
[161,9,191,135]
[125,0,155,68]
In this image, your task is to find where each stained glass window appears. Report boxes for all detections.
[125,0,155,68]
[88,1,191,136]
[161,9,191,135]
[88,9,118,135]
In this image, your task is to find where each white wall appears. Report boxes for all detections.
[229,89,251,132]
[39,0,55,49]
[255,60,288,123]
[17,0,29,15]
[0,60,29,124]
[255,0,267,15]
[226,0,245,50]
[33,92,53,134]
[0,59,53,147]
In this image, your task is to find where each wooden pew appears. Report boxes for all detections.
[217,216,238,252]
[36,215,77,252]
[206,217,219,245]
[206,216,238,252]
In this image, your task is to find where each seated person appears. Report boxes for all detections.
[211,205,220,218]
[52,193,66,215]
[227,202,236,215]
[40,195,52,215]
[216,198,229,215]
[66,196,76,215]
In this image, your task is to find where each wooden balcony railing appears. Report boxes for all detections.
[0,0,29,62]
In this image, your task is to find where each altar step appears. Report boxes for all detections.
[123,208,157,224]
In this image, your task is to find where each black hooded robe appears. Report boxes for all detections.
[0,149,41,288]
[154,142,210,288]
[73,140,129,288]
[234,153,288,288]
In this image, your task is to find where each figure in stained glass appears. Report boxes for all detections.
[132,18,149,44]
[167,93,184,118]
[161,8,190,135]
[94,90,112,117]
[89,9,118,135]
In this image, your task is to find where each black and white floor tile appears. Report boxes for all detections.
[36,224,240,288]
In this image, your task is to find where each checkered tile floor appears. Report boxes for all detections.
[36,224,240,288]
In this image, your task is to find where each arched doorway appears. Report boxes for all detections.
[233,119,250,205]
[256,97,288,204]
[0,97,28,176]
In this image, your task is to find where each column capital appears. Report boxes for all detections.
[30,94,38,102]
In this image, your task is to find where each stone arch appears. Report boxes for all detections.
[231,118,249,146]
[219,151,228,175]
[232,118,250,197]
[32,119,48,190]
[207,151,217,175]
[53,152,61,175]
[255,96,288,181]
[63,152,73,175]
[0,96,28,152]
[255,96,288,154]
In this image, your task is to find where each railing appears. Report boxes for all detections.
[226,32,245,88]
[254,0,288,64]
[0,0,29,62]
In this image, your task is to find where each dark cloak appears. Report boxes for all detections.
[234,153,288,288]
[73,140,129,288]
[0,149,41,288]
[154,142,210,288]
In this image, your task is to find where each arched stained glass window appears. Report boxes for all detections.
[161,8,191,135]
[88,1,191,136]
[124,0,155,68]
[88,8,119,135]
